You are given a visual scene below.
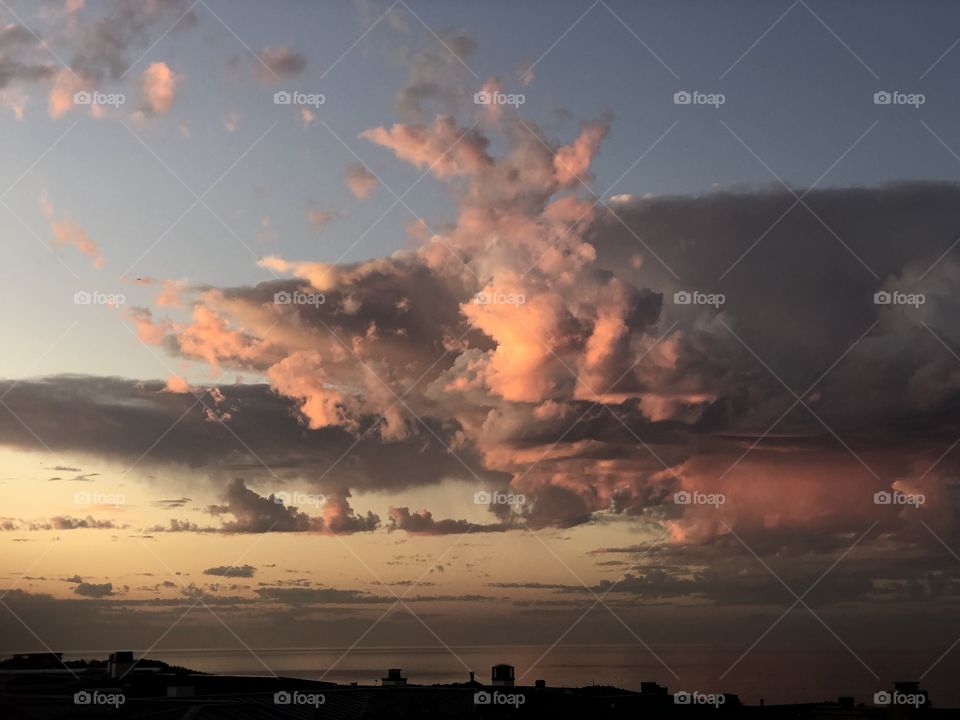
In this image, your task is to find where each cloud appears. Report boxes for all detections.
[147,518,217,533]
[28,516,124,531]
[41,193,104,268]
[68,0,197,83]
[210,478,325,533]
[360,115,493,179]
[8,69,960,555]
[392,28,475,119]
[257,45,307,81]
[74,582,115,597]
[151,497,191,509]
[140,61,177,114]
[210,479,379,535]
[254,586,381,605]
[307,208,333,233]
[50,218,104,268]
[344,163,378,199]
[0,376,502,495]
[164,375,192,393]
[388,506,512,535]
[203,564,256,578]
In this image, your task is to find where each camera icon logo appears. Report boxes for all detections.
[674,691,691,704]
[674,491,691,505]
[274,691,292,705]
[673,91,691,105]
[474,691,492,705]
[473,291,490,304]
[73,691,92,705]
[873,491,892,505]
[73,91,92,106]
[474,91,492,105]
[73,290,92,305]
[873,91,892,105]
[474,491,492,505]
[274,91,292,105]
[874,691,891,705]
[873,290,891,305]
[673,290,691,305]
[274,291,292,305]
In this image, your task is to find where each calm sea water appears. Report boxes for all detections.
[61,645,960,706]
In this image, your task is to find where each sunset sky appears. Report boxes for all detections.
[2,0,960,705]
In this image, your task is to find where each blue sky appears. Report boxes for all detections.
[4,1,960,378]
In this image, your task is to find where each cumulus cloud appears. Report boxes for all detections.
[360,115,493,178]
[7,91,960,554]
[139,61,177,114]
[208,479,379,535]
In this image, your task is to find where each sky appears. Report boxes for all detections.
[2,0,960,706]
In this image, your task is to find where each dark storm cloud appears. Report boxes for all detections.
[0,375,504,494]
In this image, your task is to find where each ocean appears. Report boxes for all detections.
[60,644,960,707]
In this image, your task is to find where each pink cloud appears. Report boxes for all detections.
[344,163,378,199]
[141,62,178,115]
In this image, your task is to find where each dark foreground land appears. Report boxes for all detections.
[0,654,956,719]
